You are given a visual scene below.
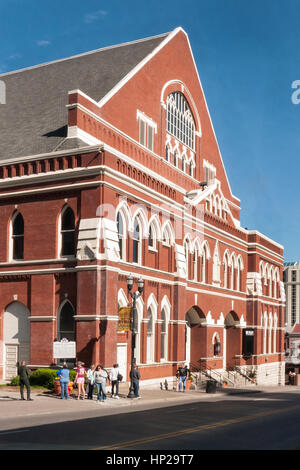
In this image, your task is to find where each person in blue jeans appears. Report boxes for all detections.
[130,364,141,398]
[176,364,189,392]
[94,365,108,403]
[60,363,70,400]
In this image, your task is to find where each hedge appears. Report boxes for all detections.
[10,368,77,390]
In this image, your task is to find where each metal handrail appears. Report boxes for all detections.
[190,361,237,386]
[234,365,257,385]
[190,361,223,385]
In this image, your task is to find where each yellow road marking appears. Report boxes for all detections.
[93,404,300,450]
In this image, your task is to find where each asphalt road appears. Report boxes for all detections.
[1,388,300,451]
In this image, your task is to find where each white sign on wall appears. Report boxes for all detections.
[53,339,76,359]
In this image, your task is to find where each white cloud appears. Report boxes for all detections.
[8,53,21,60]
[84,9,107,24]
[36,40,51,47]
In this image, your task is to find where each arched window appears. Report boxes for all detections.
[223,251,230,289]
[268,313,273,354]
[263,312,268,354]
[12,212,24,260]
[166,92,195,149]
[117,211,126,260]
[58,301,75,341]
[147,307,155,363]
[201,242,210,283]
[184,239,191,280]
[61,207,75,257]
[132,218,141,264]
[161,308,168,361]
[160,296,170,362]
[148,224,154,249]
[193,247,198,282]
[236,256,243,291]
[165,144,171,162]
[273,313,278,353]
[162,226,170,246]
[174,151,179,168]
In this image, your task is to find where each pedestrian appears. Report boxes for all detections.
[110,363,122,399]
[86,364,96,400]
[18,360,33,401]
[74,361,86,400]
[60,363,70,400]
[130,364,141,399]
[176,363,189,392]
[94,365,109,403]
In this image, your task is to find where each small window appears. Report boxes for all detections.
[165,145,170,162]
[147,126,154,152]
[117,212,125,260]
[61,207,75,257]
[12,213,24,260]
[137,111,156,151]
[139,120,146,147]
[133,218,140,264]
[148,224,154,249]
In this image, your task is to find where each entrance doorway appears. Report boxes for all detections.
[3,302,30,380]
[117,343,127,382]
[185,306,206,368]
[224,311,240,370]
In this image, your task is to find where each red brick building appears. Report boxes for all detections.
[0,27,285,385]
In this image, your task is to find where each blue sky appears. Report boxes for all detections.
[0,0,299,261]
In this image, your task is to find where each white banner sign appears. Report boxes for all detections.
[53,339,76,359]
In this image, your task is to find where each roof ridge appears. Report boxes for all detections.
[0,30,171,78]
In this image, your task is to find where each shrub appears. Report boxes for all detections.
[10,368,77,390]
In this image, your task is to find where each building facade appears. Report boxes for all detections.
[0,27,285,385]
[284,262,300,332]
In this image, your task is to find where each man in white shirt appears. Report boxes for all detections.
[110,363,121,398]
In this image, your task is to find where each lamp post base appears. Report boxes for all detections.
[127,384,136,399]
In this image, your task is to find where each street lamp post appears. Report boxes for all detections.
[127,274,144,399]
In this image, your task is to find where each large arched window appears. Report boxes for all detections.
[58,301,75,341]
[166,92,195,149]
[60,207,75,257]
[12,212,24,260]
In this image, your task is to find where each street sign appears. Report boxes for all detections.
[118,306,132,331]
[53,338,76,359]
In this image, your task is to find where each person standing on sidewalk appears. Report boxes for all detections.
[130,364,141,399]
[60,363,70,400]
[94,365,109,403]
[74,362,86,400]
[110,363,121,399]
[18,361,33,401]
[86,364,96,400]
[176,364,189,392]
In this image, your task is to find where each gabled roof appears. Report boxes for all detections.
[0,32,169,161]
